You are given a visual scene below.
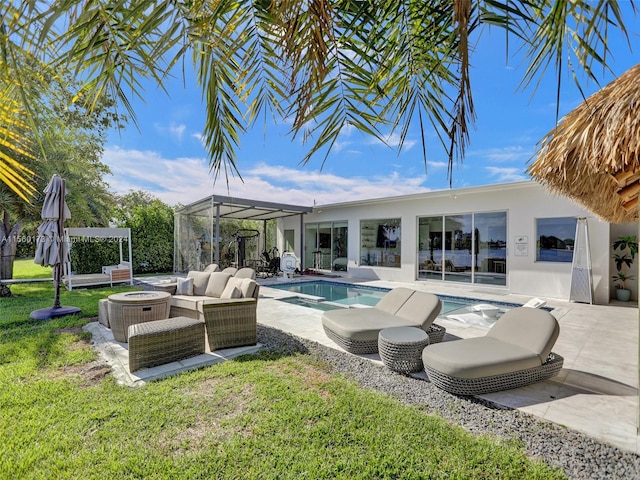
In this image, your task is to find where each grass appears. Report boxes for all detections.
[0,265,567,479]
[13,257,53,279]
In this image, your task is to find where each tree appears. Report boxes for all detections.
[0,1,636,199]
[0,74,122,296]
[113,191,175,274]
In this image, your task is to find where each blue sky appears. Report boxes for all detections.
[103,13,640,208]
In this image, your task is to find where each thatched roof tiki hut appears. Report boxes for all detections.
[527,63,640,432]
[528,63,640,224]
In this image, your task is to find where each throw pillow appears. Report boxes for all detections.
[176,277,194,295]
[240,278,257,298]
[187,271,211,295]
[220,285,242,299]
[205,272,232,297]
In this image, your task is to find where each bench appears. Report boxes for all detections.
[128,316,205,372]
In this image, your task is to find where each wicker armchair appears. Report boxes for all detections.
[198,297,258,351]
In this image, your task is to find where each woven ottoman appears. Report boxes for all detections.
[98,299,110,327]
[128,316,205,372]
[378,326,430,374]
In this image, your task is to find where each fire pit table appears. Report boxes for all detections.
[107,291,172,342]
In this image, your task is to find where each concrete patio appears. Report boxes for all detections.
[256,275,639,455]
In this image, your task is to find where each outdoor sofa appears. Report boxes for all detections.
[422,307,564,395]
[169,267,259,351]
[321,287,444,354]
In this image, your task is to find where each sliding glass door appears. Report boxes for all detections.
[474,212,507,285]
[443,214,473,283]
[418,211,507,286]
[305,221,349,271]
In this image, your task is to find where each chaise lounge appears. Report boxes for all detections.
[422,307,564,395]
[321,287,444,354]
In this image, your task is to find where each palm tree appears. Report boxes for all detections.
[0,0,635,200]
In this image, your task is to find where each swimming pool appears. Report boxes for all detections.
[269,280,523,314]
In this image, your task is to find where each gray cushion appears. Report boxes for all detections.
[422,337,541,379]
[322,308,417,342]
[240,278,257,299]
[374,287,414,315]
[203,263,220,273]
[225,276,244,291]
[187,271,211,296]
[234,267,256,279]
[221,285,241,299]
[171,295,210,310]
[394,291,442,329]
[205,272,232,298]
[487,308,559,362]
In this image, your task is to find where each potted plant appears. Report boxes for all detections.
[612,235,638,302]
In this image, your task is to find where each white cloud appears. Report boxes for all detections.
[368,132,417,151]
[485,166,528,182]
[154,122,187,141]
[427,160,449,169]
[169,122,186,140]
[101,147,430,207]
[469,145,532,163]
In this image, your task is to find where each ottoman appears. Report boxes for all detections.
[128,316,205,372]
[98,299,110,327]
[378,326,430,374]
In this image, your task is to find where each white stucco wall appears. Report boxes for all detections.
[280,181,617,304]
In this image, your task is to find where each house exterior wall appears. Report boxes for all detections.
[280,180,616,304]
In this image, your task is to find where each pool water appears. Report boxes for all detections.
[270,280,519,313]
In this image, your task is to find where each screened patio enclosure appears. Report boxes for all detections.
[174,195,312,273]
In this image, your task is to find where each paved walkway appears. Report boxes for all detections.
[84,322,262,387]
[256,275,639,455]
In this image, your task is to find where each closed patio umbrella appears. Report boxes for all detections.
[527,62,640,431]
[31,174,80,320]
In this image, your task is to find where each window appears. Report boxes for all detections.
[284,229,295,252]
[305,222,348,270]
[535,217,577,263]
[418,211,507,286]
[360,218,401,268]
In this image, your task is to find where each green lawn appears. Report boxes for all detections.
[0,282,566,479]
[13,257,53,279]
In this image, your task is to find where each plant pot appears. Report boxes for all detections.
[615,288,632,302]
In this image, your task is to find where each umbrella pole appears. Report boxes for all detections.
[52,179,66,310]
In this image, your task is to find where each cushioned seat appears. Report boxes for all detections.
[322,308,417,343]
[167,270,259,351]
[422,307,564,395]
[321,287,443,354]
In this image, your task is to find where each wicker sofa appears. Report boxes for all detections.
[422,307,564,395]
[321,287,444,354]
[169,269,260,351]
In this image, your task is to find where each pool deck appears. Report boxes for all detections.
[256,274,639,455]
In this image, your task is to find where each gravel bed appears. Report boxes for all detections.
[257,324,640,480]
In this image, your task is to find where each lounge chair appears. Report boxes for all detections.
[422,307,564,395]
[321,287,444,354]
